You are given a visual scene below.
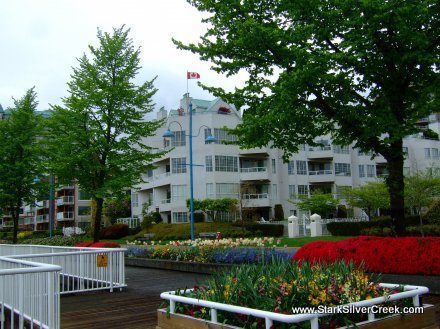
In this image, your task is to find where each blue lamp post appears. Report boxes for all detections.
[163,102,216,240]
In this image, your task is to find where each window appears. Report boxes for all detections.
[205,155,213,172]
[171,130,186,147]
[335,163,351,176]
[296,160,307,175]
[358,150,374,156]
[171,185,187,202]
[298,185,309,195]
[172,157,187,174]
[78,206,91,216]
[206,183,215,198]
[359,165,365,178]
[131,192,139,208]
[216,183,239,198]
[204,128,238,144]
[78,190,91,200]
[288,161,295,175]
[215,211,237,222]
[172,212,188,223]
[272,159,276,174]
[272,184,277,200]
[367,165,376,177]
[215,155,238,172]
[335,186,351,198]
[425,148,431,159]
[432,148,439,160]
[333,145,350,154]
[288,185,296,199]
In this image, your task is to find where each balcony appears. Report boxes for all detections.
[307,146,333,159]
[77,215,91,223]
[56,196,74,206]
[241,193,270,208]
[59,185,75,190]
[240,167,269,181]
[36,215,49,223]
[239,147,269,156]
[308,170,335,183]
[159,198,172,212]
[151,172,172,187]
[56,211,74,221]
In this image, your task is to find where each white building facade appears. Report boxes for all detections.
[131,95,440,223]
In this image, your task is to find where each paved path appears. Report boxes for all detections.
[61,265,440,328]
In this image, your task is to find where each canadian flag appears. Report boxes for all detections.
[187,72,200,79]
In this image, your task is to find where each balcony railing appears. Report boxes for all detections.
[154,172,171,180]
[308,170,333,175]
[161,198,171,204]
[36,215,49,223]
[240,167,267,173]
[242,193,269,199]
[56,211,74,221]
[56,196,74,205]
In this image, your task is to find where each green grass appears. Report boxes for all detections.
[278,236,352,247]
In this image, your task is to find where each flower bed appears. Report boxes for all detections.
[293,236,440,275]
[159,261,433,329]
[127,237,283,248]
[74,241,121,248]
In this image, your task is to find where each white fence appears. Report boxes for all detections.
[0,256,61,329]
[161,283,429,329]
[0,245,126,294]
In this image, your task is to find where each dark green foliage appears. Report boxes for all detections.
[194,212,205,223]
[422,129,439,140]
[104,196,131,225]
[0,88,44,243]
[19,236,86,246]
[99,224,130,239]
[177,0,440,234]
[336,205,348,218]
[187,198,237,222]
[421,199,440,225]
[232,222,284,237]
[46,26,165,242]
[274,204,284,220]
[406,225,440,236]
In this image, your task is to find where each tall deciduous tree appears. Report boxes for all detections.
[48,26,164,242]
[175,0,440,234]
[293,190,339,218]
[342,182,390,220]
[0,88,42,243]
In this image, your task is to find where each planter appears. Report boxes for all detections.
[156,306,437,329]
[158,284,435,329]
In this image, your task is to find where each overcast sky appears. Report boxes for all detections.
[0,0,245,113]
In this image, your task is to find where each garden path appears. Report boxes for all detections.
[61,266,440,329]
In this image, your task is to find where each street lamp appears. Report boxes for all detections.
[163,102,216,240]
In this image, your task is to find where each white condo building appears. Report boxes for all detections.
[131,94,440,223]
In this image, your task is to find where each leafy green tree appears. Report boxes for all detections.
[405,170,440,226]
[0,88,43,243]
[187,198,237,222]
[47,26,165,242]
[342,182,390,220]
[176,0,440,234]
[293,191,339,218]
[103,196,131,225]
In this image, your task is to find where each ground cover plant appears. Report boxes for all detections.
[169,261,412,328]
[293,236,440,275]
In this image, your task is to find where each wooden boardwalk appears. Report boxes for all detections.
[61,266,440,329]
[61,266,208,329]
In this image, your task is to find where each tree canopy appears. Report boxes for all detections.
[293,190,339,218]
[47,26,165,241]
[342,182,390,220]
[0,88,43,243]
[176,0,440,234]
[187,198,237,222]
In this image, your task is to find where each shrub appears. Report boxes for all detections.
[360,227,392,236]
[20,236,86,246]
[99,224,129,239]
[274,204,284,220]
[17,231,33,239]
[194,212,205,223]
[293,236,440,275]
[406,225,440,236]
[423,199,440,225]
[75,241,121,248]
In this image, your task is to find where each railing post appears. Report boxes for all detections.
[170,300,175,313]
[310,317,319,329]
[210,308,218,323]
[109,251,114,292]
[265,317,273,329]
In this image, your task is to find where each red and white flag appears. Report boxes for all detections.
[187,72,200,79]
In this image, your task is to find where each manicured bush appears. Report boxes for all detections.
[99,224,129,239]
[293,236,440,275]
[17,231,33,239]
[406,225,440,236]
[231,222,284,237]
[20,236,86,246]
[274,204,284,220]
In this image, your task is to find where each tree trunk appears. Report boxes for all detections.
[12,206,19,244]
[383,140,405,236]
[93,197,104,242]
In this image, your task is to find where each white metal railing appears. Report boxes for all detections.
[154,172,171,180]
[240,167,267,173]
[116,217,140,228]
[0,245,126,294]
[242,193,269,199]
[56,212,74,220]
[308,145,331,151]
[161,198,171,204]
[308,170,333,175]
[0,256,61,329]
[36,215,49,223]
[56,196,74,205]
[161,284,429,329]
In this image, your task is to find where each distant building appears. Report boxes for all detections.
[131,95,440,223]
